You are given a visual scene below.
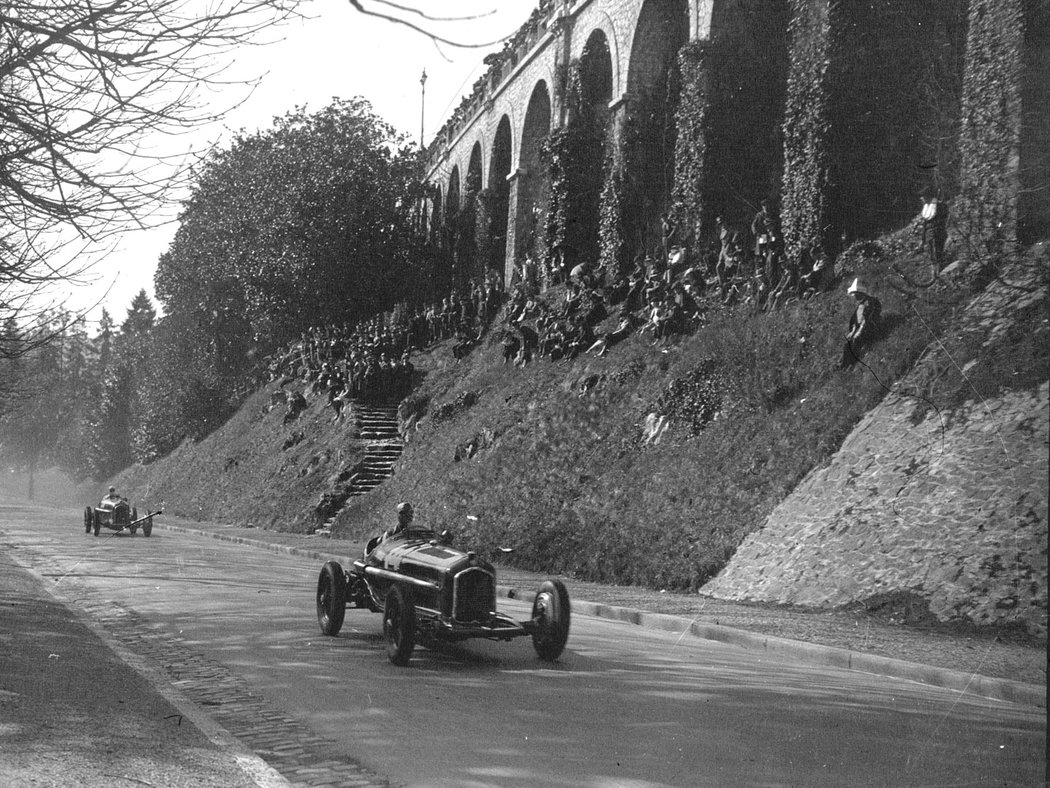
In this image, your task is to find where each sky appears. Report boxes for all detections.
[60,0,537,327]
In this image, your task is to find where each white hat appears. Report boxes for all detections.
[396,502,413,515]
[847,278,867,296]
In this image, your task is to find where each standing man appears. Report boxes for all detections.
[919,188,950,268]
[751,199,781,282]
[840,278,882,368]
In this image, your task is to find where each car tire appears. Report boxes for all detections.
[384,585,415,666]
[316,561,346,636]
[531,579,570,661]
[93,515,100,537]
[130,526,138,535]
[84,507,93,534]
[142,517,152,537]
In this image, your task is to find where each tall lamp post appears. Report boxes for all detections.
[419,69,428,238]
[419,69,427,150]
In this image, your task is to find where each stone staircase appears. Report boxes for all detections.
[314,402,402,536]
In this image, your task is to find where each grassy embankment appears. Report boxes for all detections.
[339,231,1046,591]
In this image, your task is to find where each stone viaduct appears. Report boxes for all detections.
[424,0,1047,289]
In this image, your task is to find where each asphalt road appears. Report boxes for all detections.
[2,504,1045,788]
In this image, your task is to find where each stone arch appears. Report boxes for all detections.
[571,13,622,100]
[487,114,514,276]
[580,29,615,115]
[697,0,791,239]
[624,0,690,255]
[443,165,462,287]
[514,80,553,264]
[467,141,484,194]
[553,27,615,268]
[446,165,461,216]
[430,186,443,244]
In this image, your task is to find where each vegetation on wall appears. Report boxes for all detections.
[957,0,1026,267]
[670,40,710,246]
[782,0,968,261]
[781,0,832,264]
[542,62,607,268]
[598,153,627,276]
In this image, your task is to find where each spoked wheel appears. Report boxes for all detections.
[93,515,101,537]
[84,507,93,534]
[142,517,152,537]
[531,579,571,661]
[316,561,346,636]
[383,585,416,666]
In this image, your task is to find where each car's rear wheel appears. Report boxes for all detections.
[84,507,92,534]
[142,517,152,537]
[316,562,346,636]
[384,585,415,666]
[531,579,570,661]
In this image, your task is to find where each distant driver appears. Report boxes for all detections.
[103,486,121,502]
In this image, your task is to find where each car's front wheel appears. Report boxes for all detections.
[531,579,570,661]
[383,585,416,666]
[316,561,346,636]
[142,517,152,537]
[93,515,101,537]
[84,507,93,534]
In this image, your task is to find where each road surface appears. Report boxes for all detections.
[2,503,1044,787]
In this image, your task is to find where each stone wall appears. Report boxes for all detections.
[704,256,1048,636]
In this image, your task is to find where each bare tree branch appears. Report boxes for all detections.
[0,0,303,340]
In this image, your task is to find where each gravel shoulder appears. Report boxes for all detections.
[0,552,274,788]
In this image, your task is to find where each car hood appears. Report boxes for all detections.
[368,531,493,575]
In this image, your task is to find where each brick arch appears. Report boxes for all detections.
[570,11,622,100]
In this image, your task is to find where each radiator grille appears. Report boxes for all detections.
[453,568,495,622]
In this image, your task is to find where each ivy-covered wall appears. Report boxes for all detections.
[543,62,609,270]
[781,0,832,264]
[669,41,710,246]
[958,0,1048,256]
[782,0,968,260]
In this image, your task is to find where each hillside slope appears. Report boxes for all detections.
[706,253,1048,635]
[114,240,1047,635]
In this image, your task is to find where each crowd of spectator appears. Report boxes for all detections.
[496,201,834,368]
[264,272,506,418]
[262,199,852,420]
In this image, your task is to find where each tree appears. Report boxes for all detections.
[0,0,301,339]
[156,97,425,359]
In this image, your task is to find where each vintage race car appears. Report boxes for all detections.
[83,497,157,537]
[315,526,570,665]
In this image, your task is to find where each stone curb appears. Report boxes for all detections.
[156,522,1046,710]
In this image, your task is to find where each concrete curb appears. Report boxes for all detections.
[156,522,1046,710]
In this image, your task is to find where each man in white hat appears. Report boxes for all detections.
[840,278,882,368]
